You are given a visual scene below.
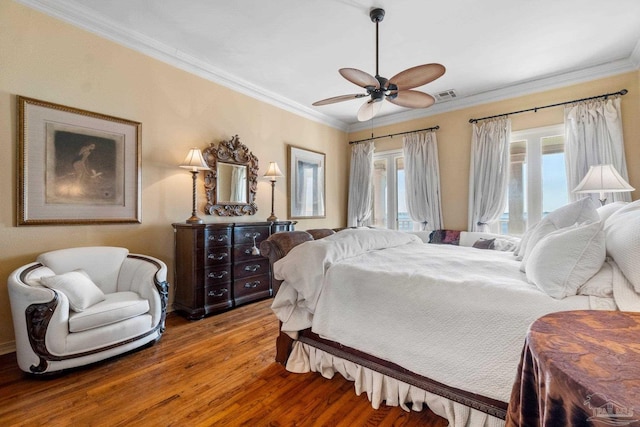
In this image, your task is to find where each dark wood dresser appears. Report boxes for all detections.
[172,221,295,319]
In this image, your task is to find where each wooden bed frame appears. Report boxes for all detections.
[259,229,508,420]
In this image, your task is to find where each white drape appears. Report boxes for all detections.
[347,141,374,227]
[564,97,630,203]
[402,132,442,231]
[468,118,511,232]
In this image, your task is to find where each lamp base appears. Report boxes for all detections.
[266,214,278,222]
[186,215,204,224]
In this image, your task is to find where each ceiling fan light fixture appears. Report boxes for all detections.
[357,100,383,122]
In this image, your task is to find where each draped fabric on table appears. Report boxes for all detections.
[468,118,511,232]
[403,132,443,231]
[564,96,631,203]
[347,141,374,227]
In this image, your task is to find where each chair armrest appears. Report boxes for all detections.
[8,263,73,371]
[118,255,169,331]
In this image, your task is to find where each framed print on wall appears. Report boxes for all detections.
[17,96,141,225]
[288,145,326,219]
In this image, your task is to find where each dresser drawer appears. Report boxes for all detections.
[233,244,266,263]
[204,284,232,307]
[205,247,231,266]
[204,266,231,285]
[233,225,270,246]
[234,258,269,279]
[205,228,231,248]
[233,274,271,303]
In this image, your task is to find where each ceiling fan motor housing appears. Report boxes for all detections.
[370,8,385,23]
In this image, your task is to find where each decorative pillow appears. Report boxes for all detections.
[526,221,605,299]
[472,238,495,250]
[603,199,640,292]
[428,230,460,245]
[520,197,599,272]
[39,270,106,312]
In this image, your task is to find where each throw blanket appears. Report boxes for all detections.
[272,229,616,403]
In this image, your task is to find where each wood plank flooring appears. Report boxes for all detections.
[0,299,447,426]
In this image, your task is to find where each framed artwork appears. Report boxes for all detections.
[288,145,326,219]
[17,96,141,225]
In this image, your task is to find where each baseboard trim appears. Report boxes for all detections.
[0,341,16,356]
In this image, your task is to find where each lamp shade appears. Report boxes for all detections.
[179,148,209,171]
[573,164,634,194]
[263,162,284,181]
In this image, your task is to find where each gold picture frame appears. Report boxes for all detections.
[288,145,326,219]
[17,96,141,225]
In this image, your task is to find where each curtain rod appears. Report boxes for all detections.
[468,89,628,124]
[349,125,440,144]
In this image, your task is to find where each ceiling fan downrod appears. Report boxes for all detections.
[370,8,384,77]
[369,8,392,100]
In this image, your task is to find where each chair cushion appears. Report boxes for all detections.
[68,291,150,332]
[39,270,106,312]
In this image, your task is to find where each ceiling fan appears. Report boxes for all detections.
[313,8,445,122]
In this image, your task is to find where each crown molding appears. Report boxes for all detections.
[15,0,639,135]
[14,0,350,131]
[348,57,639,132]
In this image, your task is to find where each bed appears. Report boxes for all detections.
[259,198,640,427]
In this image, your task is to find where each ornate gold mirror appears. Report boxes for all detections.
[203,135,258,216]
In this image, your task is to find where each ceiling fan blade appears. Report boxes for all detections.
[387,90,436,109]
[339,68,380,89]
[312,93,367,106]
[389,63,445,90]
[357,100,383,122]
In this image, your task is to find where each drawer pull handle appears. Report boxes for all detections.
[244,264,261,272]
[208,271,228,279]
[208,253,228,260]
[208,288,227,297]
[209,235,228,242]
[244,232,261,238]
[244,281,261,289]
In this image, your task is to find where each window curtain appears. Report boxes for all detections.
[347,141,374,227]
[402,132,442,231]
[468,118,511,232]
[564,96,630,203]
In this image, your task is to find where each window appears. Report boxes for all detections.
[498,124,567,235]
[371,149,417,231]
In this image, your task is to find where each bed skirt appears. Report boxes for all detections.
[287,341,505,427]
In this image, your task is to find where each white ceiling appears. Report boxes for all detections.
[17,0,640,131]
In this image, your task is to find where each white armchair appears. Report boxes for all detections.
[8,247,168,374]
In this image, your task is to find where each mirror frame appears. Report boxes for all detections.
[203,135,258,216]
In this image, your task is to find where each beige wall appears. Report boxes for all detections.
[0,2,349,351]
[1,1,638,353]
[349,71,640,231]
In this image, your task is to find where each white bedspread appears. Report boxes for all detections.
[271,229,616,403]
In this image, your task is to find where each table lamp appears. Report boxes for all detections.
[573,164,634,205]
[263,162,284,221]
[179,148,210,223]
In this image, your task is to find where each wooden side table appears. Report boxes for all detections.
[506,310,640,427]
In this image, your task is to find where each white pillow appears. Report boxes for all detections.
[520,197,599,272]
[526,221,605,299]
[596,201,627,222]
[578,260,613,298]
[39,270,106,312]
[603,199,640,292]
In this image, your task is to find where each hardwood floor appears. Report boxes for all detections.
[0,299,448,426]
